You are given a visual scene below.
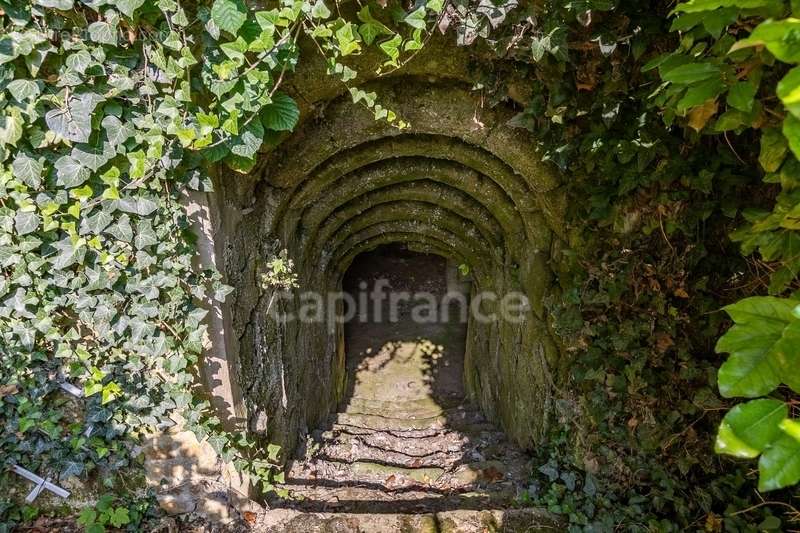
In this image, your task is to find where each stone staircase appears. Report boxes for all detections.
[255,396,558,532]
[252,251,558,531]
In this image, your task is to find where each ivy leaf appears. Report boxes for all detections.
[45,93,102,143]
[261,93,299,132]
[335,22,361,56]
[715,399,787,458]
[72,142,115,172]
[211,0,247,35]
[55,155,91,188]
[403,7,427,30]
[715,296,799,398]
[380,33,402,65]
[134,219,157,249]
[357,6,392,45]
[311,0,331,19]
[0,108,24,148]
[102,115,133,147]
[12,152,43,188]
[116,0,146,18]
[118,196,158,216]
[758,419,800,491]
[6,79,40,102]
[15,211,39,236]
[88,22,118,46]
[81,210,113,235]
[34,0,74,8]
[228,119,264,159]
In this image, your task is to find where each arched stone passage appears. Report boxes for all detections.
[221,53,566,458]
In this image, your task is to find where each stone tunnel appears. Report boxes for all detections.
[196,34,569,464]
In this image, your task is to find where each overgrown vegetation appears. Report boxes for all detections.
[0,0,443,527]
[481,0,800,529]
[3,0,800,530]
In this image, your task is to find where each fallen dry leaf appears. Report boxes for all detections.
[688,100,718,132]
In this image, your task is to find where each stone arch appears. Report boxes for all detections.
[221,50,566,455]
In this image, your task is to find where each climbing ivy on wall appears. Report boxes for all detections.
[4,0,800,529]
[0,0,444,525]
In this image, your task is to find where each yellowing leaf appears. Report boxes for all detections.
[687,99,718,131]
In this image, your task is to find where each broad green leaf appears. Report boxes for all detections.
[211,0,247,35]
[261,93,299,131]
[760,128,788,172]
[727,81,757,113]
[676,78,724,113]
[109,508,130,528]
[758,420,800,491]
[731,19,800,63]
[715,399,787,458]
[12,152,43,188]
[772,320,800,393]
[427,0,444,13]
[784,114,800,161]
[672,0,781,13]
[778,66,800,119]
[716,296,799,397]
[661,62,721,84]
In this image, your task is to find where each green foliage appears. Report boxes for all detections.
[0,0,443,526]
[644,0,800,494]
[476,0,798,527]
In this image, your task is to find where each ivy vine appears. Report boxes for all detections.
[0,0,443,525]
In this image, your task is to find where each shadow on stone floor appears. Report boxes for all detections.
[269,245,534,515]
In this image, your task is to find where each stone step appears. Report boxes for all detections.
[342,396,465,418]
[272,483,519,513]
[287,458,516,491]
[254,508,561,532]
[329,409,488,432]
[308,428,518,469]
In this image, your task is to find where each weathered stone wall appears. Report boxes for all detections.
[214,35,568,457]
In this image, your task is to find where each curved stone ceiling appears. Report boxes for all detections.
[227,40,567,454]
